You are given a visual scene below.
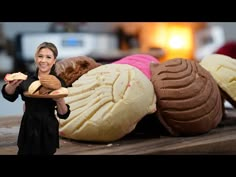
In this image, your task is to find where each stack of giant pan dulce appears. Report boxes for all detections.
[27,75,69,97]
[44,54,236,142]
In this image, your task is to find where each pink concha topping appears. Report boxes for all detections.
[113,54,159,79]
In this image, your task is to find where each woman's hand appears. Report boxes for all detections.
[5,79,23,95]
[53,97,68,115]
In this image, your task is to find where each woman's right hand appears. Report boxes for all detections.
[5,80,23,95]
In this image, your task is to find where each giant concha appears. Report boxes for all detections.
[55,56,101,87]
[59,64,156,142]
[150,58,223,136]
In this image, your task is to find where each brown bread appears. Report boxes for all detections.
[55,56,101,86]
[39,75,61,90]
[150,58,223,136]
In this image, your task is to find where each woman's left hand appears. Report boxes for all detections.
[53,97,68,115]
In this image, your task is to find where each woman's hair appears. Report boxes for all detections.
[35,42,58,58]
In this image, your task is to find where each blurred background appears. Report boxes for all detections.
[0,22,235,116]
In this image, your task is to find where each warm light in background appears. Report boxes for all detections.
[164,25,193,61]
[138,22,207,62]
[168,27,191,49]
[149,23,194,62]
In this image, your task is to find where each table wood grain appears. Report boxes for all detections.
[0,109,236,155]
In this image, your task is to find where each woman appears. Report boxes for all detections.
[1,42,71,155]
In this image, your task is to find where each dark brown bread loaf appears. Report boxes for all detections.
[55,56,101,87]
[39,74,61,90]
[150,58,223,136]
[38,86,53,95]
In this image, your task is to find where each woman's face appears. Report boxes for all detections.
[35,48,56,74]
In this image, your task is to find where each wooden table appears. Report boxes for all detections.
[1,109,236,155]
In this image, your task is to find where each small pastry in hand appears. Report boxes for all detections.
[4,72,28,82]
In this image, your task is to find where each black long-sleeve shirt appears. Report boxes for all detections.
[1,69,71,155]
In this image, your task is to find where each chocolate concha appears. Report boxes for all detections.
[150,58,223,136]
[39,86,53,95]
[55,56,101,87]
[39,75,61,90]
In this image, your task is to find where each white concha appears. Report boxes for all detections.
[28,80,41,94]
[59,64,157,142]
[49,87,69,95]
[200,54,236,101]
